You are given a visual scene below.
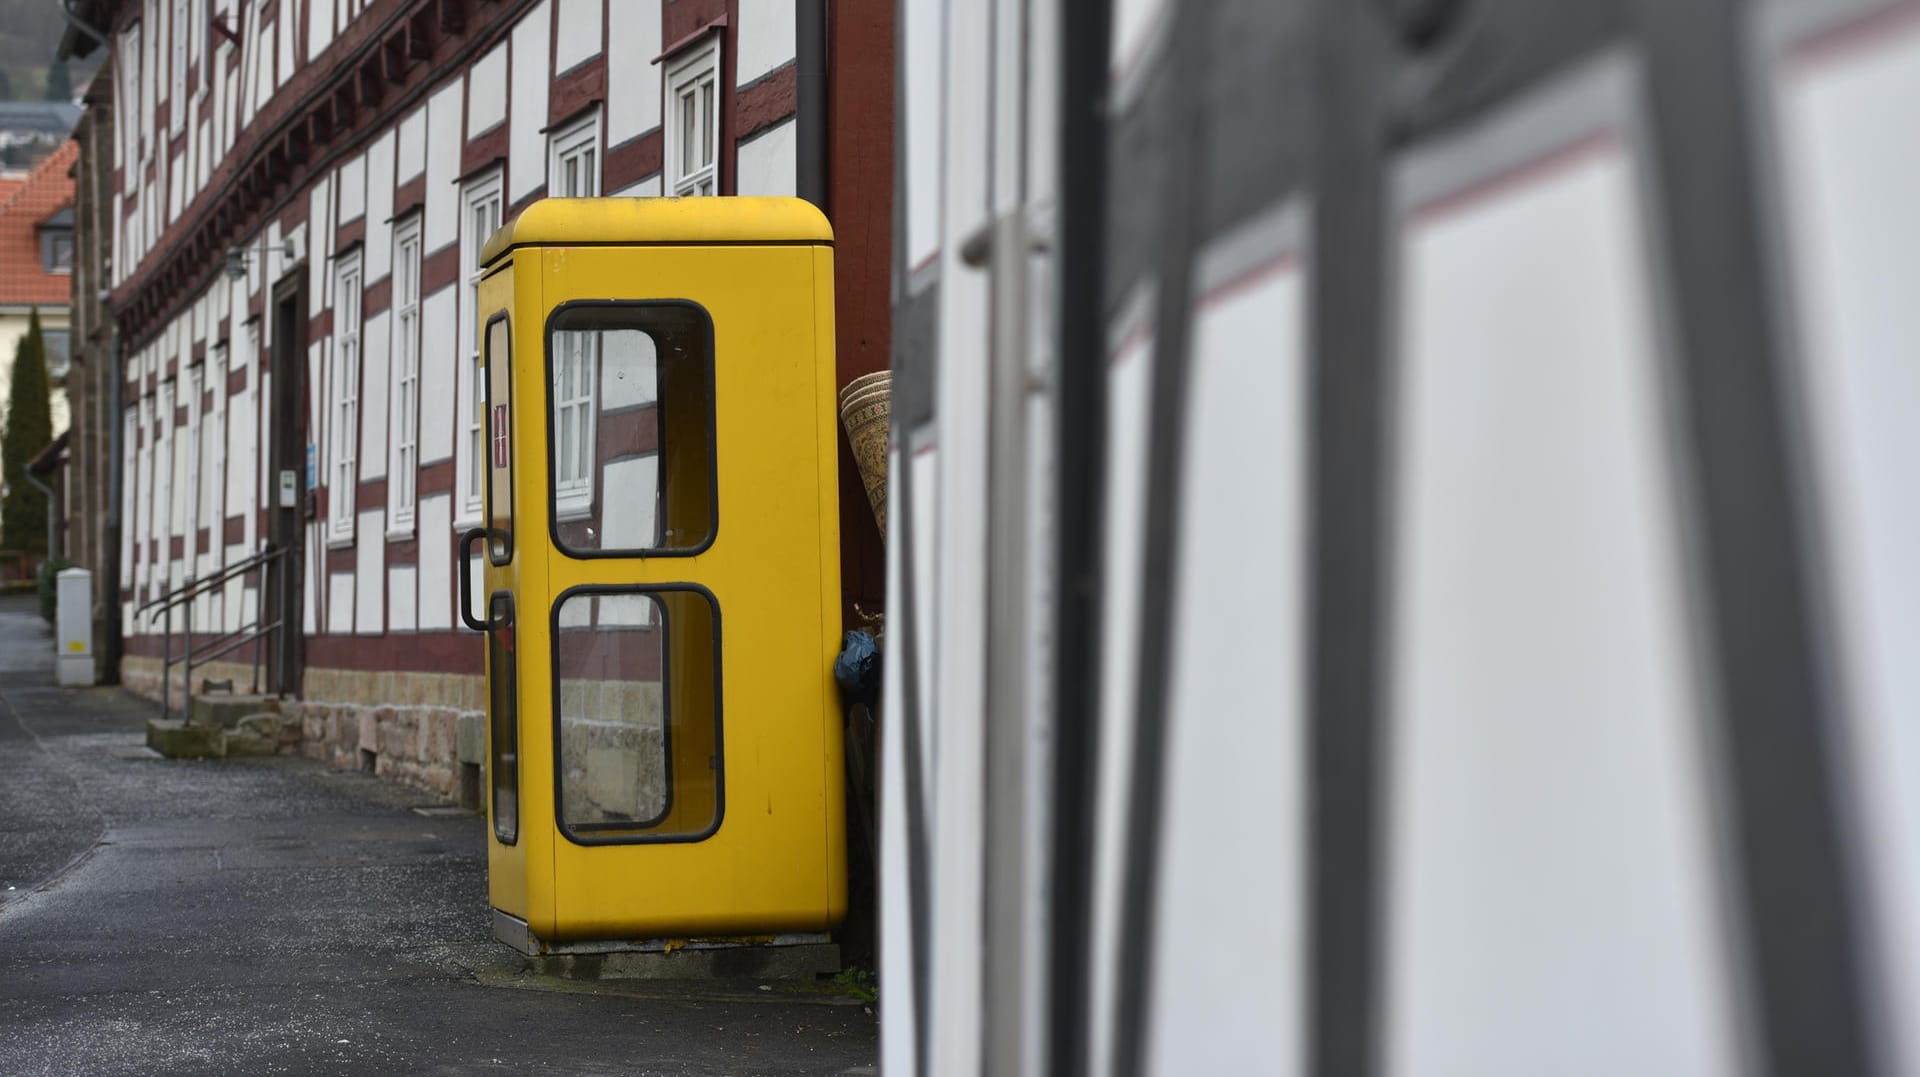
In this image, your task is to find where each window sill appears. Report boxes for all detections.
[326,534,356,551]
[554,500,593,523]
[385,527,416,543]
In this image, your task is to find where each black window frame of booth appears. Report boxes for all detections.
[542,299,719,561]
[550,581,726,847]
[487,589,520,846]
[482,310,516,566]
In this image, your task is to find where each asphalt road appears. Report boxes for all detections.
[0,595,876,1077]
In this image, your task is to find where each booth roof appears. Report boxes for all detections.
[480,196,833,267]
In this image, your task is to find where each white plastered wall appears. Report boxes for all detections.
[508,1,553,205]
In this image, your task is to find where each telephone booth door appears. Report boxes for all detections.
[466,197,847,948]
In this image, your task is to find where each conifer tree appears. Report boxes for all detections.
[2,309,53,554]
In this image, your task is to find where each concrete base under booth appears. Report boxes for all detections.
[492,910,841,982]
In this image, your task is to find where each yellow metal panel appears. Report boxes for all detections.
[812,244,849,924]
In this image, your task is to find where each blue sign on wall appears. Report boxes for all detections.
[306,443,317,490]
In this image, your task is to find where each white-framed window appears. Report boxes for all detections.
[205,390,225,533]
[154,384,172,545]
[547,111,602,519]
[549,109,602,198]
[182,365,201,538]
[457,170,503,526]
[387,216,422,536]
[170,377,190,538]
[170,0,188,134]
[119,22,140,169]
[665,38,721,197]
[329,250,363,543]
[552,325,595,517]
[197,0,212,93]
[122,408,138,581]
[135,396,152,586]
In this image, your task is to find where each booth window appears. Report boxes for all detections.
[547,301,715,558]
[553,586,721,843]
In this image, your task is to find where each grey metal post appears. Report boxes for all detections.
[183,579,193,721]
[104,324,122,685]
[250,554,266,694]
[276,537,289,698]
[159,604,170,720]
[795,0,827,211]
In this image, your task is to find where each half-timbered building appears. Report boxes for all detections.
[58,0,891,801]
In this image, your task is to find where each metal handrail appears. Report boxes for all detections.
[136,545,283,618]
[139,546,291,722]
[187,617,290,669]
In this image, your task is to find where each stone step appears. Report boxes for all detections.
[220,728,279,758]
[527,942,842,982]
[146,718,223,759]
[188,693,281,729]
[233,713,301,754]
[148,712,301,760]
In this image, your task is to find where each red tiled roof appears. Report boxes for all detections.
[0,142,77,307]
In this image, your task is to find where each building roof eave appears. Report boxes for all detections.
[26,430,70,475]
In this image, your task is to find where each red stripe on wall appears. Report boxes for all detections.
[549,55,606,131]
[418,459,457,497]
[363,274,393,319]
[306,630,484,675]
[422,243,462,294]
[736,62,797,142]
[606,130,663,193]
[395,175,428,223]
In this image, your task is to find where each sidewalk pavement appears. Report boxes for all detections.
[0,596,877,1077]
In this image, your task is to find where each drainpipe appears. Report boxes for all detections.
[23,467,56,561]
[103,321,122,683]
[795,0,828,211]
[57,0,108,55]
[1049,0,1115,1073]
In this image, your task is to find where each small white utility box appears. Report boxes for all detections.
[56,567,93,687]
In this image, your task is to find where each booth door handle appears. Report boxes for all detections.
[458,528,491,632]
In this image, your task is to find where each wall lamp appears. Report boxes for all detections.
[224,238,296,281]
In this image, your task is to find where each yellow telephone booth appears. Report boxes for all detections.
[460,197,846,949]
